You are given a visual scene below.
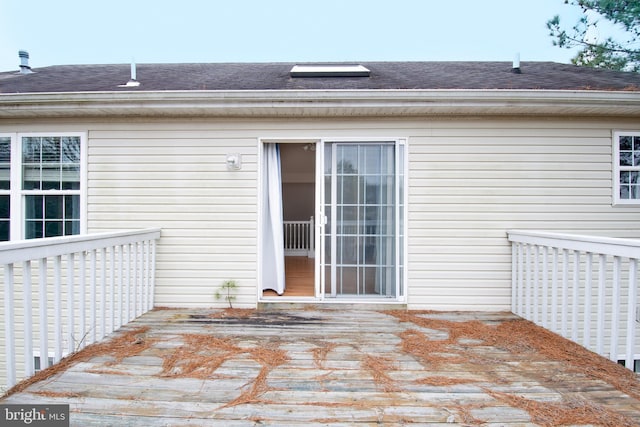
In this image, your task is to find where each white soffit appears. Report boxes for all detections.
[290,64,370,77]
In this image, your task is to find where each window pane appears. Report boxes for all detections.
[45,195,63,219]
[621,151,633,166]
[0,138,10,162]
[337,146,358,174]
[41,137,61,163]
[22,137,41,162]
[634,136,640,151]
[61,165,80,189]
[65,195,80,219]
[22,136,80,191]
[61,137,80,163]
[41,164,60,190]
[25,221,43,239]
[65,220,80,235]
[0,138,10,191]
[0,195,9,241]
[25,195,43,219]
[45,221,62,237]
[0,220,8,241]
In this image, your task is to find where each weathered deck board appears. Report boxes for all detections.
[2,308,640,426]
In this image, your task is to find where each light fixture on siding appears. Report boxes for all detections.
[226,153,242,170]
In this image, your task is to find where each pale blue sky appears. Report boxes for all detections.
[0,0,589,72]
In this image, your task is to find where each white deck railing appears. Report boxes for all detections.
[1,228,161,389]
[508,230,640,371]
[284,217,314,257]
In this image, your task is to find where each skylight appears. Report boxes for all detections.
[290,64,370,78]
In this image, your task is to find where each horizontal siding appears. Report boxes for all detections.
[407,121,640,311]
[88,130,258,307]
[59,117,640,310]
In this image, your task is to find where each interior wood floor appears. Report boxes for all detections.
[263,256,314,297]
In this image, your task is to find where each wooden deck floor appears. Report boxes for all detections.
[3,308,640,426]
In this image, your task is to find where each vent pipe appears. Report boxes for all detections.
[18,50,33,74]
[511,53,522,74]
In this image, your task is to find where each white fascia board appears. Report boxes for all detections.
[1,89,640,118]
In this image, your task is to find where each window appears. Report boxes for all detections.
[0,133,85,240]
[22,136,82,238]
[614,131,640,205]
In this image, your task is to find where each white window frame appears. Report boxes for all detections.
[613,130,640,206]
[4,132,88,240]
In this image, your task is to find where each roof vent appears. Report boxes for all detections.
[118,60,140,87]
[511,53,522,74]
[18,50,33,74]
[290,64,370,78]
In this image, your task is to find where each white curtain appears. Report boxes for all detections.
[261,144,286,294]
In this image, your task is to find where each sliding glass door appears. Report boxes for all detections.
[319,141,405,299]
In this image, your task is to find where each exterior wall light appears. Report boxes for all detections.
[226,153,242,170]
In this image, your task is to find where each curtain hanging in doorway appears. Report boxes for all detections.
[262,144,286,294]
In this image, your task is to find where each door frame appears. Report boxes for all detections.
[257,137,408,303]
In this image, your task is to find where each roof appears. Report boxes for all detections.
[2,61,640,93]
[2,61,640,118]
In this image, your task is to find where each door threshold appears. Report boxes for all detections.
[258,299,407,311]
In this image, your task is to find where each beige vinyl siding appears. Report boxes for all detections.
[3,117,639,311]
[88,130,258,307]
[83,118,640,310]
[407,123,639,310]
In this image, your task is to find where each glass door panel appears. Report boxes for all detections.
[321,142,404,298]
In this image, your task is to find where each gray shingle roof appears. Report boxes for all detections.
[2,61,640,93]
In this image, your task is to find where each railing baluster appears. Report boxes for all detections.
[100,247,107,340]
[511,241,517,312]
[597,254,606,355]
[53,255,63,362]
[23,261,33,377]
[625,259,637,370]
[572,251,580,342]
[150,239,157,311]
[533,245,540,324]
[551,247,558,332]
[66,253,75,353]
[79,251,86,350]
[517,243,524,316]
[541,246,549,328]
[125,243,131,322]
[39,258,49,369]
[90,249,97,345]
[610,256,621,362]
[561,249,569,338]
[525,244,531,319]
[583,253,592,349]
[110,246,115,334]
[133,242,139,317]
[4,263,16,387]
[118,245,124,326]
[144,240,150,311]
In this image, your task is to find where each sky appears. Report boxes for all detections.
[0,0,592,72]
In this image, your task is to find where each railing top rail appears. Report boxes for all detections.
[0,228,161,265]
[507,229,640,259]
